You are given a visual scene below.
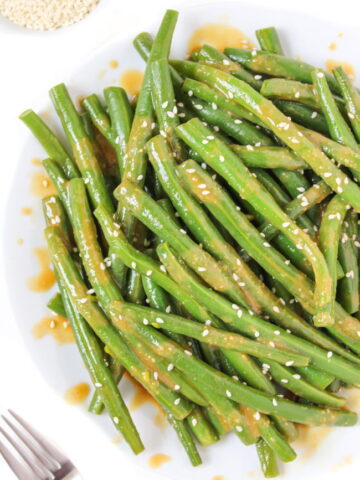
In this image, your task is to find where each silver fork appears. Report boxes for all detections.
[0,410,81,479]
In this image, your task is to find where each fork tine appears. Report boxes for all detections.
[2,414,59,472]
[8,410,71,467]
[0,425,49,480]
[0,434,36,480]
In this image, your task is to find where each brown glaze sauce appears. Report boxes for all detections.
[325,59,355,81]
[109,59,119,69]
[27,247,56,292]
[188,23,253,54]
[328,42,337,51]
[125,373,166,428]
[295,425,331,460]
[148,453,171,469]
[32,315,74,345]
[212,476,225,480]
[31,172,57,199]
[64,383,90,405]
[120,70,144,97]
[21,207,32,215]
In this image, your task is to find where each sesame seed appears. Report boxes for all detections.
[226,390,232,398]
[195,104,203,110]
[273,306,280,313]
[143,318,149,325]
[235,425,243,432]
[274,330,281,335]
[253,412,261,420]
[316,71,324,78]
[155,317,164,324]
[263,242,271,247]
[219,155,225,162]
[293,374,301,380]
[184,350,192,356]
[165,305,171,313]
[254,74,262,80]
[192,418,198,427]
[205,319,212,325]
[174,384,181,391]
[198,267,206,272]
[167,111,175,118]
[232,304,240,310]
[153,372,158,380]
[146,270,152,276]
[202,329,209,337]
[113,416,119,424]
[180,229,187,235]
[280,378,289,384]
[311,111,318,118]
[272,398,278,406]
[174,398,181,405]
[254,331,260,338]
[327,351,333,358]
[167,363,174,371]
[212,102,218,110]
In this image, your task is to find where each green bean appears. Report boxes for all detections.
[232,145,307,170]
[186,407,219,446]
[224,49,341,94]
[256,439,279,478]
[333,66,360,143]
[274,100,330,135]
[19,109,80,179]
[319,196,348,317]
[49,84,115,213]
[182,78,268,127]
[165,411,202,466]
[194,44,263,90]
[338,213,360,314]
[186,97,274,147]
[47,292,67,318]
[256,27,284,55]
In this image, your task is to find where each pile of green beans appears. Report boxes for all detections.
[20,10,360,478]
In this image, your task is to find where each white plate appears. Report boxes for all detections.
[4,2,360,479]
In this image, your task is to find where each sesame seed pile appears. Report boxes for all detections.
[0,0,99,30]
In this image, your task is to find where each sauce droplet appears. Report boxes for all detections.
[328,42,337,51]
[109,59,119,69]
[295,425,332,460]
[325,59,355,81]
[64,383,90,405]
[27,247,56,292]
[148,454,171,469]
[32,315,74,344]
[112,435,123,444]
[31,173,56,199]
[32,157,42,166]
[17,238,24,246]
[331,454,353,472]
[213,476,226,480]
[188,23,253,54]
[21,207,32,215]
[120,69,144,97]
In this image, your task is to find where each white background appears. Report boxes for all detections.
[1,0,360,478]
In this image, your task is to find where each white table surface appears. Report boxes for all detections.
[1,0,360,478]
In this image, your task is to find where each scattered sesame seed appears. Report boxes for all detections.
[188,90,193,97]
[167,363,174,371]
[174,398,181,405]
[184,350,192,356]
[195,104,203,110]
[272,398,278,406]
[226,390,232,398]
[235,425,243,432]
[202,329,209,337]
[293,374,301,380]
[327,351,333,358]
[113,416,119,424]
[285,360,294,366]
[143,318,149,325]
[192,418,198,427]
[253,412,261,420]
[280,378,289,384]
